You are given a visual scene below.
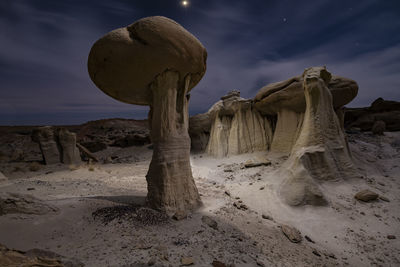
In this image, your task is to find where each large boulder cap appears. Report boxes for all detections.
[254,68,358,115]
[88,16,207,105]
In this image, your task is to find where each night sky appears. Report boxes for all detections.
[1,0,399,125]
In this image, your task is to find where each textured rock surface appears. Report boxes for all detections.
[254,72,357,155]
[57,128,82,165]
[32,127,81,165]
[0,243,84,267]
[277,67,357,206]
[31,126,60,164]
[0,192,58,215]
[355,189,379,202]
[189,113,211,152]
[206,91,273,157]
[88,16,206,214]
[281,224,302,243]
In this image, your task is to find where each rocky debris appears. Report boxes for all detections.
[261,213,273,220]
[281,224,302,243]
[372,120,386,135]
[0,243,84,267]
[180,257,195,266]
[0,172,6,182]
[201,215,218,230]
[345,98,400,131]
[92,205,170,226]
[212,260,227,267]
[387,235,396,240]
[80,141,107,153]
[76,143,99,162]
[32,126,81,165]
[305,235,315,243]
[0,192,58,215]
[233,201,248,211]
[355,189,379,202]
[205,90,273,157]
[312,250,322,257]
[88,16,205,214]
[172,210,188,221]
[244,159,271,168]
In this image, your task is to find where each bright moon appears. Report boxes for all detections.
[181,1,189,7]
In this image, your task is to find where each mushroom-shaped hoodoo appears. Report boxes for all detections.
[88,16,207,214]
[253,72,358,154]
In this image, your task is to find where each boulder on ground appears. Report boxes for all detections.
[355,189,379,202]
[371,120,386,135]
[281,224,302,243]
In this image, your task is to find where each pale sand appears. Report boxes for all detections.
[0,132,399,266]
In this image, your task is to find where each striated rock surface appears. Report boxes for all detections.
[88,16,206,214]
[260,67,358,206]
[189,113,211,152]
[254,71,358,155]
[32,127,81,165]
[205,91,273,157]
[31,126,60,164]
[355,189,379,202]
[57,128,82,165]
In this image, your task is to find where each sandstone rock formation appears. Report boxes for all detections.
[88,16,207,214]
[205,91,273,157]
[254,70,358,155]
[273,67,358,205]
[32,127,82,165]
[31,126,60,164]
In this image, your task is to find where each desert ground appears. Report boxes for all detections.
[0,129,399,267]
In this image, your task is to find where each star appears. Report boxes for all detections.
[181,1,189,7]
[283,18,287,22]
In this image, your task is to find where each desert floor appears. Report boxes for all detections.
[0,132,399,267]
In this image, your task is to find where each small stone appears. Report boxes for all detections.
[355,189,379,202]
[261,214,272,220]
[379,195,390,202]
[244,160,271,168]
[281,224,302,243]
[201,216,218,230]
[224,169,233,173]
[256,260,265,266]
[387,235,396,240]
[172,210,187,221]
[147,257,156,266]
[305,235,315,243]
[224,191,231,197]
[181,257,194,266]
[212,260,227,267]
[259,186,265,190]
[312,250,321,257]
[27,188,35,191]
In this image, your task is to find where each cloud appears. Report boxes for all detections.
[0,0,399,124]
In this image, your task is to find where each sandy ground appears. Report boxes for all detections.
[0,132,399,266]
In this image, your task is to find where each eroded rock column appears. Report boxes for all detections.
[146,70,201,214]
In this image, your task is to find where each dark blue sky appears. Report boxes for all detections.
[1,0,399,125]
